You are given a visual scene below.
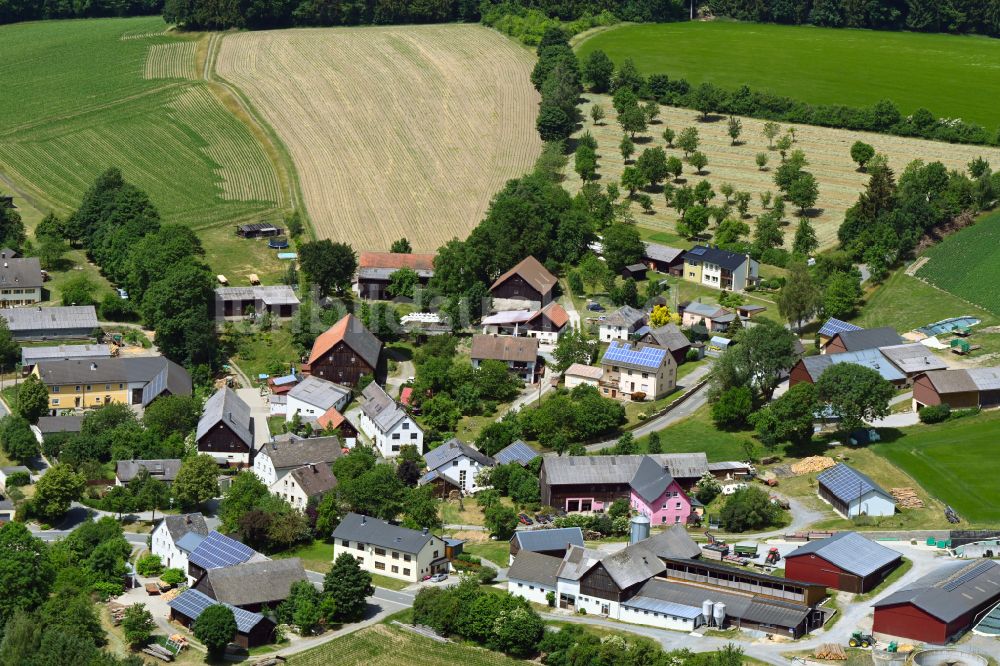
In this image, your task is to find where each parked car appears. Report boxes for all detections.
[429,573,448,583]
[518,513,533,525]
[586,302,605,312]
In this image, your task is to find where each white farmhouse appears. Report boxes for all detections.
[356,383,423,457]
[151,513,209,572]
[285,375,350,424]
[252,433,342,491]
[331,513,452,583]
[599,306,646,342]
[419,438,494,496]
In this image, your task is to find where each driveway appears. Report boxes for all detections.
[236,387,273,448]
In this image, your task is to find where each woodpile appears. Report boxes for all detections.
[108,604,126,626]
[891,487,924,509]
[813,643,847,660]
[142,644,174,662]
[791,456,836,475]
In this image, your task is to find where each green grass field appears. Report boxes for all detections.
[635,404,756,461]
[872,411,1000,524]
[916,212,1000,316]
[576,22,1000,128]
[0,17,287,277]
[287,622,526,665]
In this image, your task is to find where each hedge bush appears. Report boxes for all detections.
[918,404,951,424]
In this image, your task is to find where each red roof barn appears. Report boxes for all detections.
[784,532,902,594]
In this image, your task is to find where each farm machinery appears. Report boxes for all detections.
[848,631,875,648]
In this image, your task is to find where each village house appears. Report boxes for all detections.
[304,313,382,387]
[196,387,255,467]
[680,301,737,332]
[789,348,907,387]
[912,367,1000,411]
[509,527,585,565]
[194,558,307,612]
[168,589,276,649]
[151,513,210,573]
[35,355,192,413]
[214,285,300,320]
[784,532,902,593]
[357,382,423,457]
[682,245,758,292]
[470,334,540,383]
[642,242,685,276]
[636,324,691,364]
[539,453,710,512]
[187,531,268,586]
[817,463,897,518]
[628,456,694,526]
[0,305,99,340]
[489,256,557,311]
[115,459,182,486]
[284,462,338,509]
[252,433,342,504]
[21,344,111,372]
[331,513,453,583]
[821,326,902,355]
[419,437,494,495]
[0,256,43,307]
[599,341,676,400]
[356,251,435,300]
[285,374,351,424]
[599,305,646,342]
[482,302,570,344]
[564,362,603,390]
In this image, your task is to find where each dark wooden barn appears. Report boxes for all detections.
[304,313,382,387]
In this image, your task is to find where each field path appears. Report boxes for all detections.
[215,25,541,252]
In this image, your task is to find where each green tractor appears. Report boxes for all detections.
[848,631,875,648]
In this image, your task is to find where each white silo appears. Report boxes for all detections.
[713,602,727,629]
[701,599,714,627]
[629,514,651,544]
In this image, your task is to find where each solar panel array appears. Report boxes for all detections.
[495,440,539,466]
[168,589,265,633]
[818,464,886,503]
[603,342,667,369]
[941,559,995,592]
[818,318,862,338]
[689,247,706,256]
[189,531,256,569]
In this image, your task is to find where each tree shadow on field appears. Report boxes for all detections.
[803,207,825,219]
[635,135,654,144]
[697,113,726,123]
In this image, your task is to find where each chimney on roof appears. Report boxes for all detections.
[310,463,317,473]
[90,362,97,371]
[422,527,428,535]
[361,515,366,525]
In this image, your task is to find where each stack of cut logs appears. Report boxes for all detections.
[891,487,924,509]
[813,643,847,660]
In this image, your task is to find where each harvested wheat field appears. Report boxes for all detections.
[567,94,1000,250]
[217,25,542,252]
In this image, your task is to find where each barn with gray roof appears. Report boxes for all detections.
[784,531,902,593]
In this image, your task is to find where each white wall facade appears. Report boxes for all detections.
[526,328,562,344]
[435,455,489,495]
[357,410,424,458]
[565,374,600,391]
[846,491,897,518]
[332,535,447,582]
[276,473,310,510]
[251,453,279,487]
[509,578,555,605]
[285,392,348,423]
[599,324,630,342]
[618,605,700,632]
[151,522,186,572]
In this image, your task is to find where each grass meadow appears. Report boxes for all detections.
[916,211,1000,316]
[872,410,1000,524]
[576,21,1000,128]
[0,17,287,277]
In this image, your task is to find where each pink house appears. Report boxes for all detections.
[629,457,693,526]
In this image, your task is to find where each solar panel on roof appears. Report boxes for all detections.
[189,531,256,569]
[818,318,862,338]
[690,247,706,255]
[168,589,264,633]
[495,440,539,466]
[941,560,994,591]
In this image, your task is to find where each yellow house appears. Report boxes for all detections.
[34,356,192,412]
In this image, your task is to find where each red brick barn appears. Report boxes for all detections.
[872,560,1000,644]
[784,532,902,594]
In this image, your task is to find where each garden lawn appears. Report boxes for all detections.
[273,539,334,574]
[464,541,510,567]
[871,411,1000,524]
[635,404,757,461]
[576,22,1000,127]
[231,323,300,384]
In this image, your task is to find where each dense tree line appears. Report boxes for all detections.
[0,0,161,26]
[707,0,1000,38]
[54,169,217,370]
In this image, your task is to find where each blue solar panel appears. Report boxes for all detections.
[689,247,706,256]
[168,589,265,633]
[602,342,667,369]
[817,464,889,504]
[942,560,995,592]
[495,440,539,466]
[188,531,256,570]
[818,318,862,338]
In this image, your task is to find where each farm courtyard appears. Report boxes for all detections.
[216,25,543,253]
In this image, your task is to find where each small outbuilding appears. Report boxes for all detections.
[784,531,902,593]
[168,588,276,648]
[621,263,648,281]
[817,464,896,519]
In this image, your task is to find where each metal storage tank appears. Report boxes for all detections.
[630,514,651,544]
[701,600,714,626]
[713,602,727,628]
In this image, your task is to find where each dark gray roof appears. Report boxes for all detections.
[160,513,209,544]
[641,324,690,352]
[787,532,901,577]
[599,540,667,589]
[21,344,111,366]
[287,375,350,410]
[260,434,342,470]
[289,463,337,497]
[0,305,98,332]
[555,544,602,581]
[817,463,895,506]
[360,383,417,434]
[642,242,684,264]
[630,455,675,504]
[197,387,253,446]
[685,245,749,271]
[512,527,584,553]
[332,512,438,554]
[507,551,562,587]
[0,257,42,290]
[494,440,538,467]
[35,415,84,434]
[874,560,1000,623]
[542,453,708,486]
[36,356,191,393]
[634,578,809,629]
[604,306,645,329]
[196,558,307,607]
[829,326,903,352]
[115,459,182,484]
[424,438,493,471]
[642,525,703,560]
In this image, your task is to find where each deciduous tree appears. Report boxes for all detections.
[33,464,85,522]
[172,454,220,509]
[299,239,357,296]
[324,553,373,622]
[194,605,237,656]
[817,363,894,432]
[777,261,821,330]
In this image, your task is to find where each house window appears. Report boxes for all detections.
[86,385,91,390]
[105,384,110,390]
[392,433,400,440]
[459,470,467,487]
[119,384,123,389]
[392,445,400,452]
[403,554,411,562]
[53,386,59,393]
[75,386,81,391]
[661,503,668,510]
[642,373,648,379]
[375,562,385,571]
[52,399,60,406]
[356,542,364,550]
[402,422,409,430]
[452,460,458,466]
[391,565,398,573]
[392,551,399,559]
[410,433,417,440]
[433,550,439,558]
[374,547,386,556]
[676,502,681,509]
[403,568,410,576]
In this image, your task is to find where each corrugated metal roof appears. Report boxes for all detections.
[875,560,1000,623]
[787,532,901,577]
[482,310,534,326]
[817,463,895,506]
[507,551,562,587]
[21,344,111,366]
[0,305,98,332]
[967,367,1000,391]
[542,453,708,486]
[642,242,684,264]
[287,375,350,411]
[878,343,948,375]
[801,348,906,383]
[623,594,703,619]
[512,527,584,553]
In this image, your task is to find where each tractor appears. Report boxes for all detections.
[848,631,875,648]
[764,547,781,565]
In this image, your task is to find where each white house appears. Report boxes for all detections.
[599,341,677,401]
[419,438,494,495]
[252,433,342,490]
[285,375,351,424]
[356,383,423,457]
[279,463,338,510]
[507,551,560,605]
[599,306,646,342]
[331,513,452,583]
[151,513,209,572]
[564,363,603,390]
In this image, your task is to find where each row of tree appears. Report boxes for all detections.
[0,0,161,25]
[707,0,1000,38]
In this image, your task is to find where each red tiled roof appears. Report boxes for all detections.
[359,252,435,271]
[317,407,345,430]
[531,302,569,329]
[400,387,413,406]
[307,313,382,367]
